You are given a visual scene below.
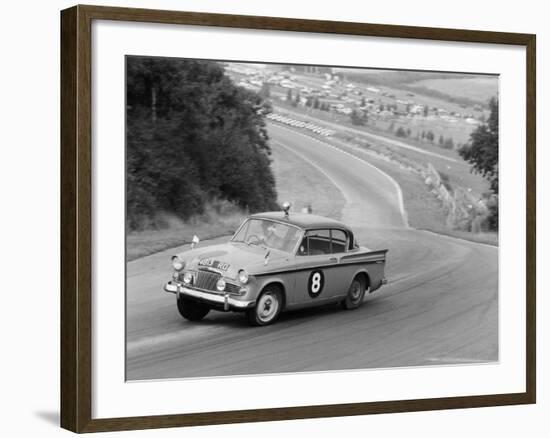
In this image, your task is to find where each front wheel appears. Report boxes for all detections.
[247,287,283,326]
[177,296,210,321]
[341,276,367,310]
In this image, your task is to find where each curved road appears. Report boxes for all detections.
[126,123,498,380]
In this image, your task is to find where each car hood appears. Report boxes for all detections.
[175,241,289,279]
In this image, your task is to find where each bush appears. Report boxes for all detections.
[438,171,452,191]
[350,110,365,126]
[442,137,454,149]
[395,126,407,137]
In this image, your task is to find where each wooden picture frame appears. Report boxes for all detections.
[60,4,536,433]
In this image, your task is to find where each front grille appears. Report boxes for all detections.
[195,270,220,291]
[181,270,242,295]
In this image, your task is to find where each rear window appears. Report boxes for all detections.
[297,229,349,255]
[331,229,348,253]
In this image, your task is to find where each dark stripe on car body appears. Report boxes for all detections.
[252,259,383,277]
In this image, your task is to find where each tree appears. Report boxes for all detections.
[292,91,300,107]
[439,134,444,145]
[459,97,498,193]
[350,109,365,126]
[395,126,407,137]
[126,57,278,230]
[443,137,454,149]
[459,96,499,229]
[259,82,271,99]
[426,130,435,142]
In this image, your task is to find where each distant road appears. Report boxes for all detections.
[274,105,460,163]
[270,130,406,229]
[126,123,497,380]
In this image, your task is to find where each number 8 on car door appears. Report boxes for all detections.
[294,228,348,304]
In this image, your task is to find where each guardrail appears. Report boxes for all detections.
[266,112,335,137]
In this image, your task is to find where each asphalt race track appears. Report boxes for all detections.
[126,123,498,380]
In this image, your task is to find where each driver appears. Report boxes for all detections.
[260,221,277,247]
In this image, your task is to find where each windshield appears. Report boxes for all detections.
[232,219,302,253]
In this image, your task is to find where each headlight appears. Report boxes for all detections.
[216,278,226,291]
[171,256,184,271]
[183,272,193,285]
[238,269,249,284]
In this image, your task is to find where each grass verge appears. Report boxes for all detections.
[126,202,245,261]
[357,153,498,246]
[271,141,345,220]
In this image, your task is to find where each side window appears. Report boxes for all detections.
[331,229,348,253]
[307,229,331,255]
[297,229,348,255]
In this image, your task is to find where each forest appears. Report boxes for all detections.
[126,57,278,231]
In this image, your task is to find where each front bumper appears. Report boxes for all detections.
[164,281,255,311]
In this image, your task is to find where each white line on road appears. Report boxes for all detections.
[270,123,410,228]
[418,229,498,250]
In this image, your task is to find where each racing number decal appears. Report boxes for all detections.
[308,270,325,298]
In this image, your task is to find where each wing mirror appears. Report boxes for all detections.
[191,235,200,249]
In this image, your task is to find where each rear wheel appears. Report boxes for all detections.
[177,296,210,321]
[341,276,367,310]
[247,286,283,326]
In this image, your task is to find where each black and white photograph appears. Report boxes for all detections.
[125,57,499,381]
[1,0,545,435]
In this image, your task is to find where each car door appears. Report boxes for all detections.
[293,229,345,305]
[326,228,352,297]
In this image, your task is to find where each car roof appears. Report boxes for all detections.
[248,211,352,232]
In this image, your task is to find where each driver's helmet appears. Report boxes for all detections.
[261,221,276,240]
